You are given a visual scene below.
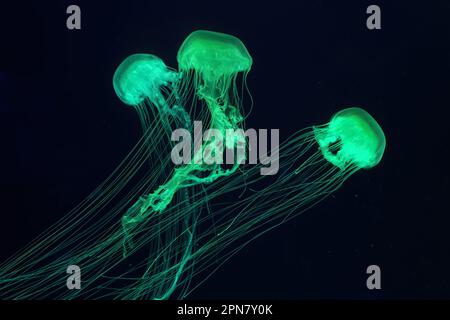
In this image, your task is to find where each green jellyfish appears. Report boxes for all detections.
[113,54,176,107]
[0,31,256,300]
[314,107,386,170]
[0,28,386,300]
[113,53,192,184]
[115,33,255,300]
[113,53,179,131]
[121,30,254,235]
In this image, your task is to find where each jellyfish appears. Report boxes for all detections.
[0,28,386,300]
[120,30,254,238]
[113,53,181,130]
[315,107,385,169]
[177,30,252,136]
[115,32,255,299]
[113,53,192,187]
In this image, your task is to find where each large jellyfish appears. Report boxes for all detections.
[177,30,252,136]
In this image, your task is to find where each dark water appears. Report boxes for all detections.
[0,0,449,299]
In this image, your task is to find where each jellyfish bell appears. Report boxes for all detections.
[177,30,252,80]
[113,53,177,106]
[314,107,386,170]
[176,29,253,106]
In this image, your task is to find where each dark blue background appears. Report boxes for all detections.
[0,0,449,298]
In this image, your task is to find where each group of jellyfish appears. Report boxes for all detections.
[0,30,386,299]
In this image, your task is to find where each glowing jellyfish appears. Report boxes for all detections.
[113,53,192,180]
[121,30,254,233]
[109,31,256,299]
[0,28,386,300]
[113,53,179,131]
[113,54,175,107]
[314,107,386,170]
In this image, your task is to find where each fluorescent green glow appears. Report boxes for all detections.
[113,53,176,106]
[314,107,386,169]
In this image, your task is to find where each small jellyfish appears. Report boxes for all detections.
[314,107,386,170]
[113,53,179,132]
